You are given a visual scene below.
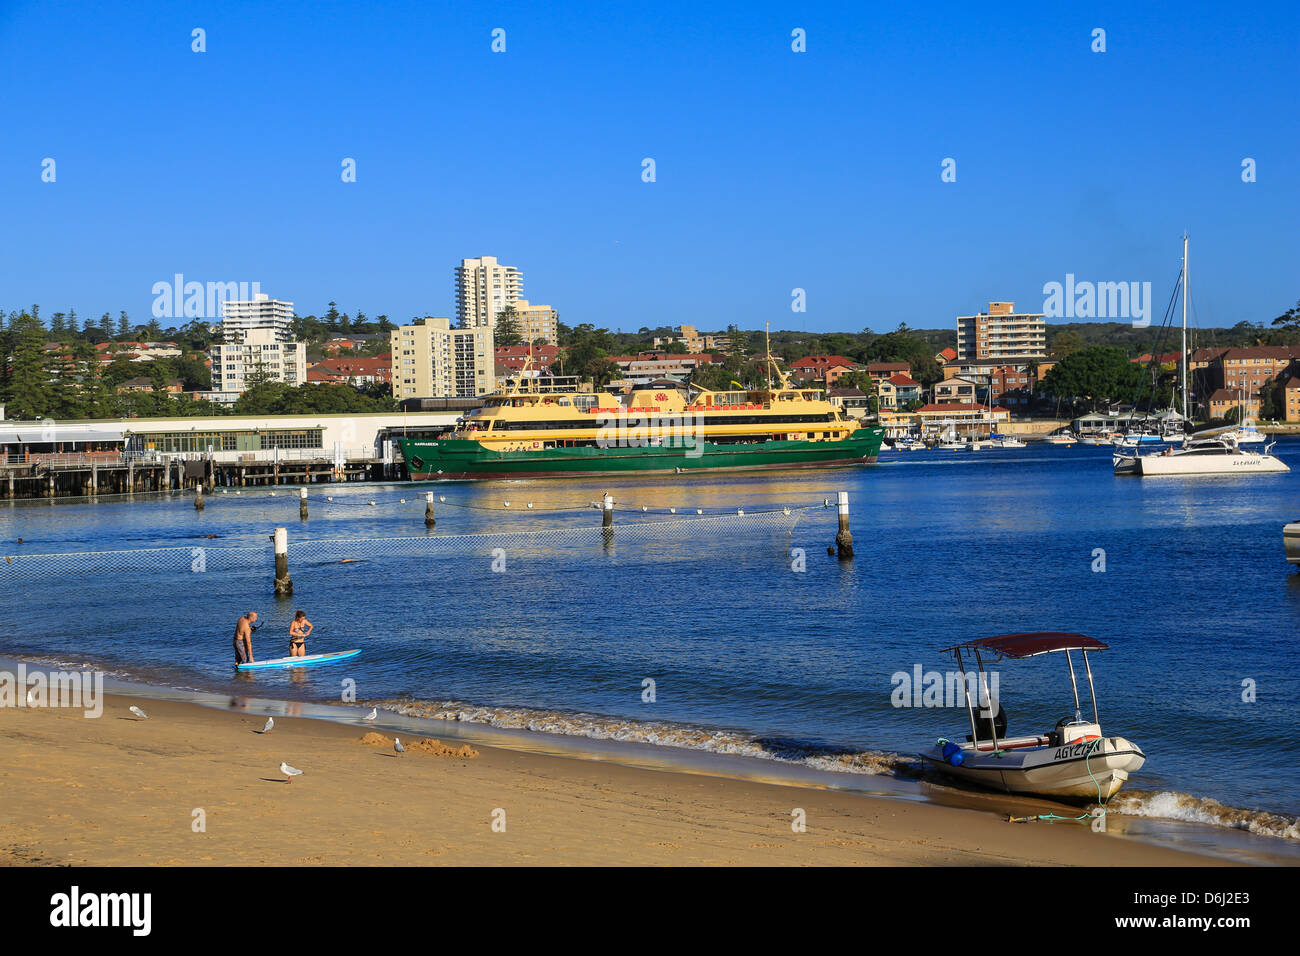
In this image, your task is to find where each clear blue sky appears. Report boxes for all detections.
[1,0,1296,334]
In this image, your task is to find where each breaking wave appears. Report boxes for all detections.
[1110,789,1300,841]
[371,697,904,776]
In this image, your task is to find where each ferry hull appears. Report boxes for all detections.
[399,429,885,480]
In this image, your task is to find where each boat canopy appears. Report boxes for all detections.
[940,632,1108,659]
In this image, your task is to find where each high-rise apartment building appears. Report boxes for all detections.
[211,293,305,394]
[455,256,523,329]
[219,293,296,343]
[506,299,559,346]
[210,328,306,393]
[955,302,1047,362]
[390,318,495,399]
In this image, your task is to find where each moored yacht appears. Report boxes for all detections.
[1115,431,1289,476]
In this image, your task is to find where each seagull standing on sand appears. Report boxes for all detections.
[394,737,405,756]
[364,708,377,722]
[129,706,148,719]
[259,717,274,734]
[280,762,303,783]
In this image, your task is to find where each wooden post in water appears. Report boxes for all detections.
[90,463,98,496]
[194,483,205,512]
[835,491,853,560]
[602,492,614,528]
[299,487,309,520]
[162,459,171,493]
[126,461,134,494]
[424,491,435,528]
[273,527,293,596]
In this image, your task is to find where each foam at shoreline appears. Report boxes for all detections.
[372,696,905,776]
[1110,789,1300,842]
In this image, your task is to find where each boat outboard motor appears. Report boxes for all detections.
[969,704,1007,742]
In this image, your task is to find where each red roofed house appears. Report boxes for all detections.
[495,345,560,365]
[876,372,921,409]
[935,347,958,367]
[789,355,859,386]
[866,361,911,383]
[307,356,393,386]
[1206,388,1260,421]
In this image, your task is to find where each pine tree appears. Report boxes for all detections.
[494,305,523,346]
[5,312,54,418]
[118,311,130,339]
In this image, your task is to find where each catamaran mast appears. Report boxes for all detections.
[1181,233,1189,422]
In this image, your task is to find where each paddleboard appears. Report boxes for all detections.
[236,649,361,671]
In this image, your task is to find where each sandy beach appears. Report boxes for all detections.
[0,691,1233,867]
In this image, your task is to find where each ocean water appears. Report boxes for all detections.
[3,440,1298,839]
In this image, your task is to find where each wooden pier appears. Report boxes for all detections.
[0,455,405,499]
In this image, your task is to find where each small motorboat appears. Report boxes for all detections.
[1283,520,1300,565]
[1043,429,1077,445]
[918,632,1146,801]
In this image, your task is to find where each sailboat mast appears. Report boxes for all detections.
[1181,234,1189,422]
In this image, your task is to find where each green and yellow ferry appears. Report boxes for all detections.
[398,363,884,481]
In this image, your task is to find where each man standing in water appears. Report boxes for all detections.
[234,611,259,665]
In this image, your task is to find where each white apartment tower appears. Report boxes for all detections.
[455,256,523,329]
[211,293,306,394]
[390,318,495,399]
[219,293,296,343]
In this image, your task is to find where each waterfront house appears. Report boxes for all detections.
[933,377,978,405]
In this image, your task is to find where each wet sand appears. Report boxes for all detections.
[0,691,1231,866]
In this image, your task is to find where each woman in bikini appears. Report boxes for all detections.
[289,610,313,657]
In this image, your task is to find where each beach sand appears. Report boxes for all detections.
[1,692,1224,866]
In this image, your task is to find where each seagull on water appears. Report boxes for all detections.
[280,761,303,783]
[259,717,274,734]
[394,737,405,756]
[364,708,377,722]
[129,706,148,719]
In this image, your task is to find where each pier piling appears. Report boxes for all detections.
[194,484,205,512]
[835,491,853,560]
[273,527,293,596]
[602,493,614,529]
[300,487,309,520]
[424,492,436,528]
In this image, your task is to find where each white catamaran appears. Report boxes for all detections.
[1113,235,1289,476]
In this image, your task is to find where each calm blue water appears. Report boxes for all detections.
[3,440,1298,824]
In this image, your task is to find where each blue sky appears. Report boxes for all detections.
[1,0,1296,334]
